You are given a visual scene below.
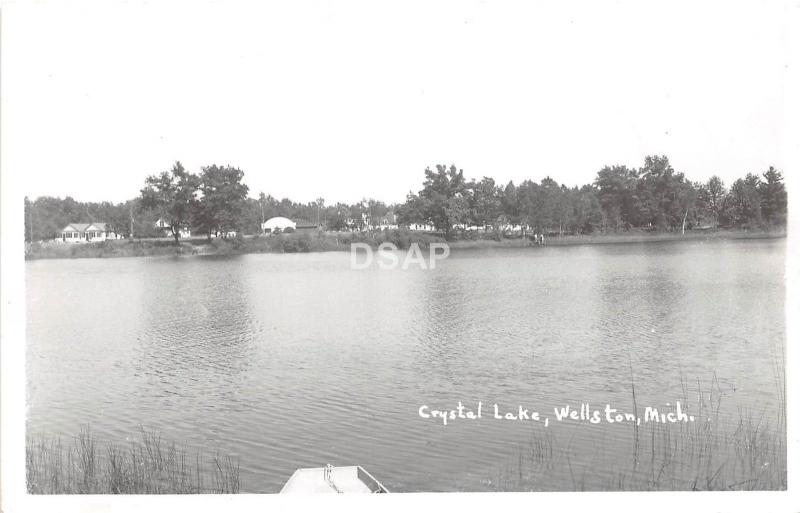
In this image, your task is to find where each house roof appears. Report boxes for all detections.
[262,216,296,228]
[63,223,90,232]
[62,222,110,232]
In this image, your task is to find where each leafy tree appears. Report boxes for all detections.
[676,181,699,234]
[573,185,603,233]
[140,161,199,242]
[469,177,502,229]
[501,181,522,230]
[316,197,326,227]
[638,155,686,230]
[365,199,389,230]
[192,165,249,239]
[728,173,763,228]
[539,177,564,234]
[24,156,788,245]
[326,203,353,231]
[594,165,640,231]
[418,164,468,238]
[396,192,429,228]
[705,176,725,220]
[515,180,541,232]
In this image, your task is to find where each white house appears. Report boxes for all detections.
[406,222,435,231]
[212,230,238,238]
[379,212,399,230]
[60,223,118,243]
[155,218,191,239]
[368,212,398,230]
[261,216,296,234]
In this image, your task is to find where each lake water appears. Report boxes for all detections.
[26,238,786,492]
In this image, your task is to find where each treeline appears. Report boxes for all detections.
[24,155,786,242]
[397,155,787,237]
[23,162,395,242]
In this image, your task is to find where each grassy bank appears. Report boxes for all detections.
[449,228,786,250]
[26,426,240,494]
[25,228,785,260]
[24,230,446,260]
[495,371,786,491]
[25,238,202,260]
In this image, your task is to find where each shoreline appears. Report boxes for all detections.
[24,229,786,261]
[447,229,786,250]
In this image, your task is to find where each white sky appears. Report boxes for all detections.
[2,0,792,205]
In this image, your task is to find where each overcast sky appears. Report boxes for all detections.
[3,0,792,205]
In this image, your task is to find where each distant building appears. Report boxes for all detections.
[59,223,118,243]
[499,223,525,233]
[262,216,296,234]
[155,218,191,239]
[293,218,320,231]
[215,230,238,238]
[355,211,399,231]
[262,217,319,234]
[406,222,435,231]
[376,212,398,230]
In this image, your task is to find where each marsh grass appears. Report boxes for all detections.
[497,371,787,491]
[27,426,240,494]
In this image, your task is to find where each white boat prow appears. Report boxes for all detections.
[280,465,389,493]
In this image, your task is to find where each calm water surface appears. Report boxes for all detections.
[26,238,786,491]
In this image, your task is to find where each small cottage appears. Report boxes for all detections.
[60,223,117,243]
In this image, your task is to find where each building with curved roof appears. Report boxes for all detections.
[261,216,296,234]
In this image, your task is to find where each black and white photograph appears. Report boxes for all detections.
[1,1,798,512]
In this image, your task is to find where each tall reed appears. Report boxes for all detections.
[497,371,786,491]
[26,426,240,494]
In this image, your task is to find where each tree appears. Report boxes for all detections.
[515,180,541,233]
[417,164,468,238]
[728,173,763,228]
[676,181,699,234]
[365,199,388,230]
[104,200,134,239]
[574,184,603,233]
[638,155,671,229]
[140,161,199,242]
[192,165,250,239]
[316,197,326,227]
[637,155,694,231]
[539,177,564,234]
[326,202,353,231]
[501,181,522,231]
[759,167,787,226]
[396,192,428,228]
[705,176,725,219]
[594,165,640,231]
[469,177,502,229]
[258,192,268,225]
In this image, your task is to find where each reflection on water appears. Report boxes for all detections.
[26,239,785,492]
